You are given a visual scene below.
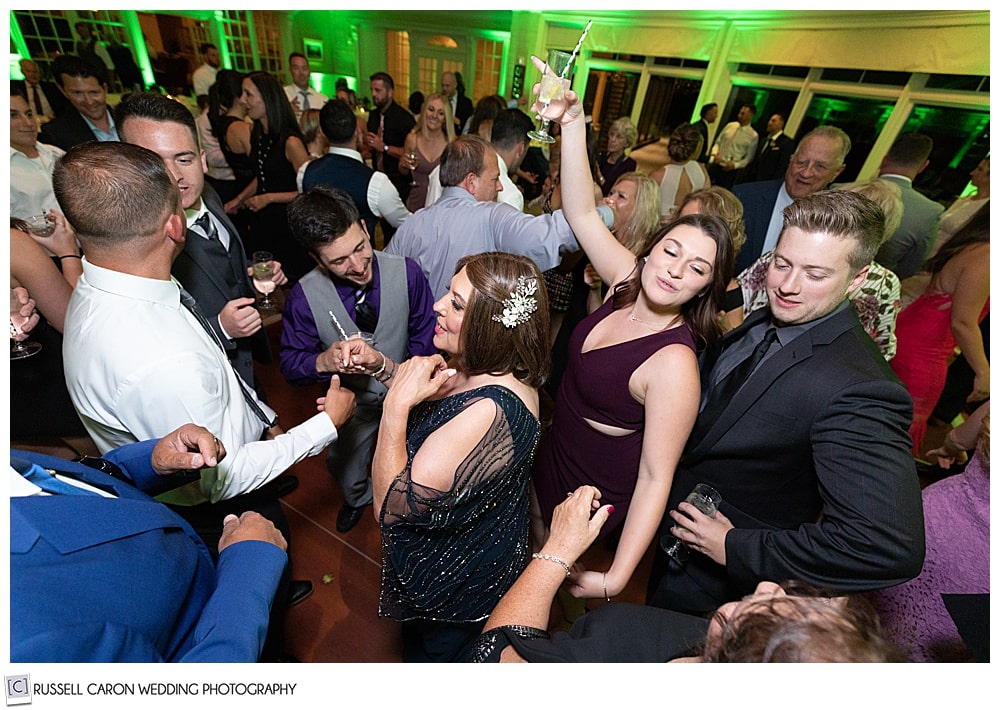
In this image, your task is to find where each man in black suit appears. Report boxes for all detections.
[39,54,118,151]
[442,71,474,133]
[646,190,925,616]
[747,112,795,182]
[115,91,286,393]
[731,125,851,273]
[365,71,416,243]
[695,102,718,163]
[13,58,70,122]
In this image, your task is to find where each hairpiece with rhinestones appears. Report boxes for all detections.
[492,276,538,328]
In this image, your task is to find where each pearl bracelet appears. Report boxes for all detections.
[532,552,571,577]
[371,354,387,378]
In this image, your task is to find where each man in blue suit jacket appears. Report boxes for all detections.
[732,125,851,274]
[10,425,288,663]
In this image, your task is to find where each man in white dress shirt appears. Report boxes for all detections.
[284,52,328,119]
[56,141,355,516]
[191,43,221,103]
[708,103,759,189]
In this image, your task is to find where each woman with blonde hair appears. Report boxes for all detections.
[598,117,638,196]
[298,107,328,160]
[400,92,455,212]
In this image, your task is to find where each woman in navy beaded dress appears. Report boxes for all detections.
[367,252,551,662]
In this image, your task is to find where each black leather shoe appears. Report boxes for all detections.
[336,503,368,533]
[287,580,313,608]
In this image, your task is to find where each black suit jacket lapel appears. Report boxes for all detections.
[202,185,243,252]
[685,307,856,461]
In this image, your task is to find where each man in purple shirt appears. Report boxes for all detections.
[281,186,437,532]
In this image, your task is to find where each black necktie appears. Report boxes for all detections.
[193,212,220,242]
[354,288,378,333]
[177,285,276,428]
[30,84,43,115]
[701,327,778,420]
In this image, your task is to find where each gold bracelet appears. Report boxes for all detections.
[603,572,611,603]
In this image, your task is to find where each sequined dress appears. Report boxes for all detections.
[248,127,310,280]
[379,384,540,623]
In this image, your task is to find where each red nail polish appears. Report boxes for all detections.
[607,505,615,514]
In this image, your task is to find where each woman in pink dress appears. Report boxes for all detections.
[890,205,989,453]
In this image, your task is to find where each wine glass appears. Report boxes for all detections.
[527,49,574,144]
[25,214,55,238]
[407,151,419,186]
[660,483,723,568]
[10,289,42,360]
[251,251,277,311]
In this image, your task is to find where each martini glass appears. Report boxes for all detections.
[527,49,574,144]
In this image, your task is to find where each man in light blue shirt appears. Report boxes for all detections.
[386,134,613,299]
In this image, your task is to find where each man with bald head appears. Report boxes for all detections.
[13,58,69,122]
[441,71,473,132]
[385,134,613,298]
[732,125,851,273]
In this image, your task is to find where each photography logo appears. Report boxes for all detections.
[5,675,31,706]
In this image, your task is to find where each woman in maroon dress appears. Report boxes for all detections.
[529,64,735,601]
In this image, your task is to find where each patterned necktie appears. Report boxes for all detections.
[376,112,386,172]
[177,285,277,428]
[354,288,378,333]
[299,90,310,111]
[21,462,99,496]
[193,212,219,242]
[30,84,43,115]
[701,327,778,421]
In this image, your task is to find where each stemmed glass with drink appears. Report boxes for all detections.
[527,49,575,144]
[10,289,42,360]
[251,251,277,311]
[407,150,419,186]
[660,483,723,568]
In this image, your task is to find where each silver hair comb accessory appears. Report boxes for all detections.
[492,276,538,328]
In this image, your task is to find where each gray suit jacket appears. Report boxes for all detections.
[647,306,925,614]
[874,175,944,280]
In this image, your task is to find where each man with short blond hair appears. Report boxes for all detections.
[647,189,924,616]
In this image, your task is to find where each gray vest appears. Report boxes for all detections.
[299,251,409,406]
